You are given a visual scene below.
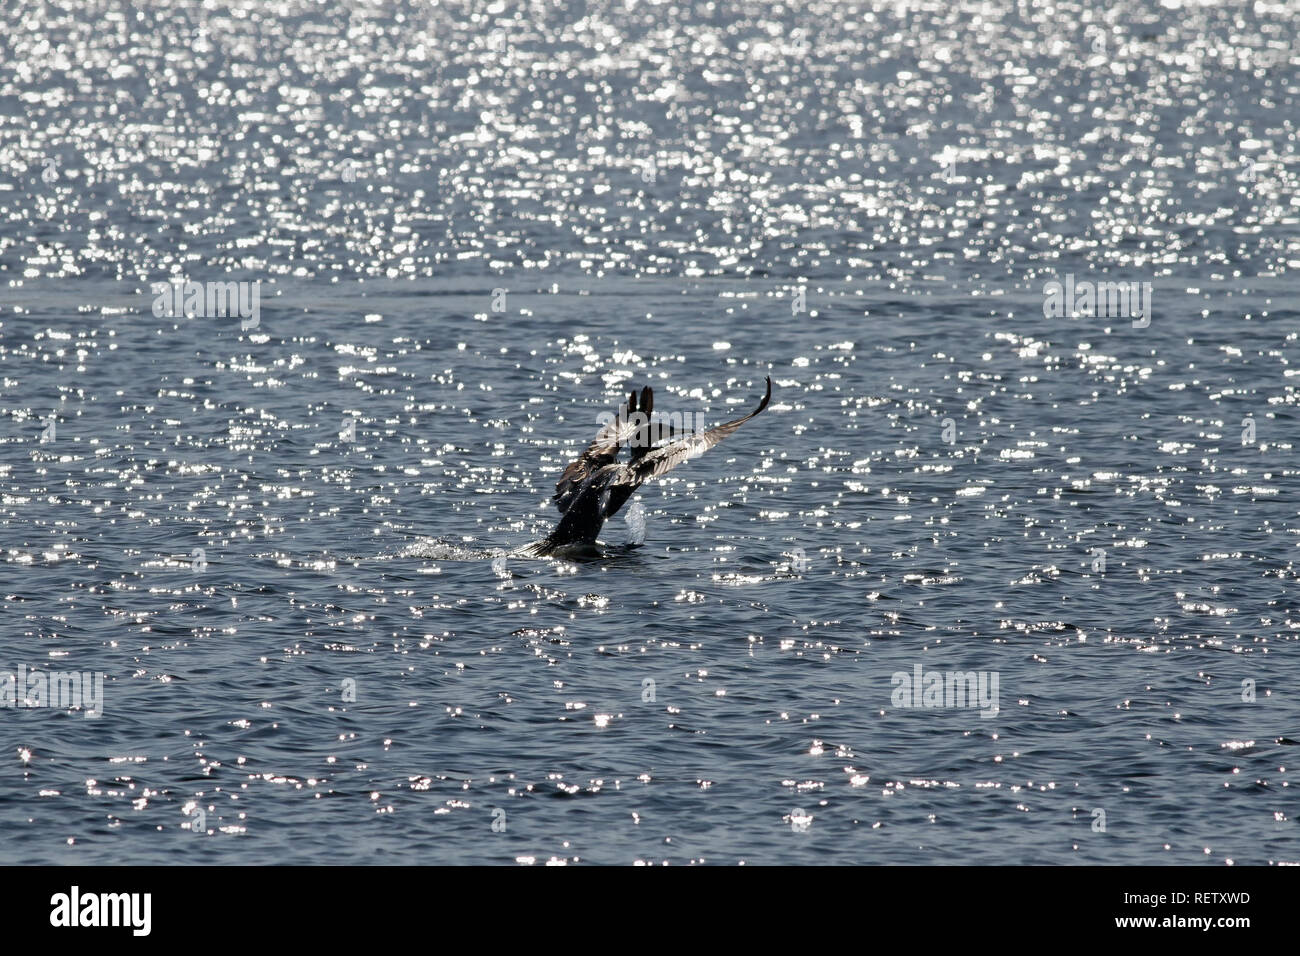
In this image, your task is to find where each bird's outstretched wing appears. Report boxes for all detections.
[624,377,772,485]
[554,385,653,514]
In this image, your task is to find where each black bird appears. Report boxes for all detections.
[529,377,773,555]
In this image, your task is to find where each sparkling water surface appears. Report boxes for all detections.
[1,0,1298,864]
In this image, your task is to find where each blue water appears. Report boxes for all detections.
[1,0,1298,865]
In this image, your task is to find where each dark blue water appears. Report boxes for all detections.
[1,0,1297,864]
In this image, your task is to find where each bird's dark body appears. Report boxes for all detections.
[543,465,626,550]
[530,378,772,555]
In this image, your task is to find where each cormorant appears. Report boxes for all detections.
[529,377,772,555]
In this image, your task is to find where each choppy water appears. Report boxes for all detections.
[2,0,1298,865]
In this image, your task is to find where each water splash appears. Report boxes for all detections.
[624,499,647,545]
